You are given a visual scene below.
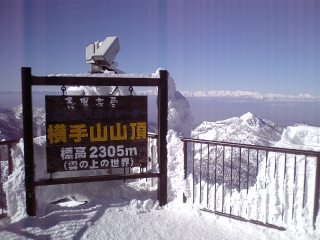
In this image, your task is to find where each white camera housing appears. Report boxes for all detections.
[86,36,120,73]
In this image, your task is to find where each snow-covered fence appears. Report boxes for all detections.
[0,139,20,217]
[180,138,320,230]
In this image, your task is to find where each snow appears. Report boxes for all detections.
[275,124,320,151]
[0,176,280,240]
[0,70,320,239]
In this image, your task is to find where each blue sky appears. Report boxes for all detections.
[0,0,319,95]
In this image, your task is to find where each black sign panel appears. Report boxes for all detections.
[45,95,147,173]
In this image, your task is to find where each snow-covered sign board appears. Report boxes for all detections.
[45,95,147,173]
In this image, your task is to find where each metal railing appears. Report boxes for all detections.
[0,139,20,217]
[181,138,320,230]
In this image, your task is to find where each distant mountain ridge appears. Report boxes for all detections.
[1,90,319,101]
[136,90,320,100]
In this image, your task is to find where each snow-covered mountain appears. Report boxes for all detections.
[191,112,320,151]
[0,105,46,141]
[181,90,320,100]
[137,90,320,101]
[192,112,284,146]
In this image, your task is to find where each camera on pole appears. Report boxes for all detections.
[86,36,120,73]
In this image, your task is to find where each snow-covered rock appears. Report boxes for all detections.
[3,139,27,222]
[167,74,193,137]
[65,73,133,96]
[192,112,283,146]
[275,124,320,151]
[166,130,185,202]
[0,105,45,141]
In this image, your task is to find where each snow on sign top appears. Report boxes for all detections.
[48,69,160,79]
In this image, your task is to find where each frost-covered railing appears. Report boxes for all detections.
[147,133,158,186]
[0,139,20,217]
[180,138,320,230]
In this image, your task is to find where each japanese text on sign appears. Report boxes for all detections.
[47,122,147,144]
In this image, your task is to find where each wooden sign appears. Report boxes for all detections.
[45,95,147,173]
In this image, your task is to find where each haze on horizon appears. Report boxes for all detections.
[1,90,320,128]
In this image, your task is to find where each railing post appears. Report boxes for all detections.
[183,140,187,179]
[22,67,36,216]
[180,138,188,203]
[313,155,320,229]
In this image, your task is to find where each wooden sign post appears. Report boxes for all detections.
[21,67,168,216]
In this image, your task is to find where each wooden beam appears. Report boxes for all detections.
[34,173,161,186]
[21,67,36,216]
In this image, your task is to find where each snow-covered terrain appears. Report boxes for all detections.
[0,105,46,141]
[0,70,319,239]
[192,112,284,146]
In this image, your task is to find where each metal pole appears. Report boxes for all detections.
[214,145,217,211]
[200,143,202,204]
[230,146,233,214]
[313,155,320,229]
[247,149,250,194]
[193,142,195,204]
[238,147,241,193]
[158,70,168,206]
[21,67,36,216]
[292,156,297,221]
[222,146,225,213]
[183,140,188,179]
[302,156,307,209]
[207,144,210,207]
[282,153,287,221]
[183,139,188,203]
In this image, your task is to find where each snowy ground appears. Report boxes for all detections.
[0,179,297,240]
